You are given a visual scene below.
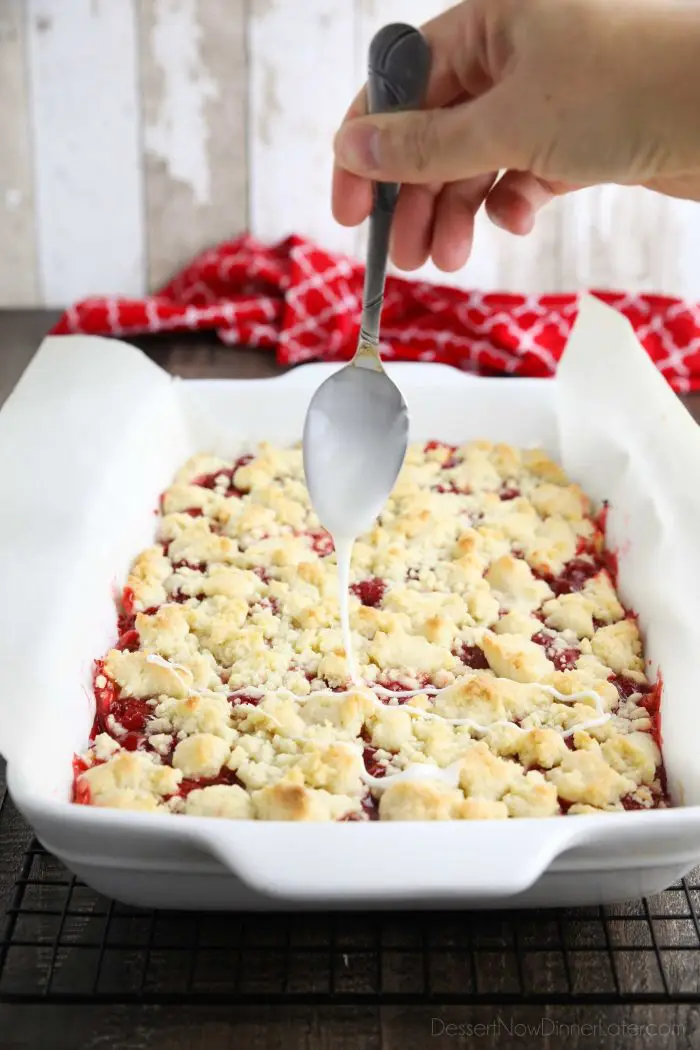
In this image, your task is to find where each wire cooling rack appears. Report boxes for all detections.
[2,777,700,1006]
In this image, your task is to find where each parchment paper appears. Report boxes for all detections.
[1,297,699,809]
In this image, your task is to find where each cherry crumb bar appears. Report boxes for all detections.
[72,441,668,821]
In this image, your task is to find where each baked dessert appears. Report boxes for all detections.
[73,440,667,821]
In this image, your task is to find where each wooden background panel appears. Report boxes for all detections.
[468,200,568,294]
[1,0,700,306]
[248,0,356,257]
[561,185,700,298]
[0,1,38,308]
[26,0,145,307]
[138,0,248,291]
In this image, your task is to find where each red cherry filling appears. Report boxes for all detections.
[351,577,386,608]
[364,795,380,819]
[639,690,660,716]
[307,530,334,557]
[535,557,600,596]
[499,487,520,501]
[117,610,136,635]
[425,440,456,456]
[115,629,140,652]
[118,600,158,635]
[457,644,489,670]
[72,756,92,804]
[555,651,580,672]
[190,455,254,497]
[531,631,579,671]
[109,697,151,736]
[191,470,224,491]
[117,587,137,635]
[362,745,387,778]
[609,673,651,701]
[93,661,151,751]
[635,682,663,750]
[109,731,146,753]
[73,780,91,805]
[171,559,204,572]
[232,453,254,475]
[168,590,190,605]
[340,795,380,821]
[621,794,647,811]
[425,440,460,471]
[93,662,117,718]
[228,691,262,707]
[376,676,429,700]
[177,767,243,798]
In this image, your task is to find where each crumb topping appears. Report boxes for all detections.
[73,441,666,821]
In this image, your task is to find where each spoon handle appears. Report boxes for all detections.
[358,24,431,354]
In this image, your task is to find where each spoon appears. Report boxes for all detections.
[302,23,431,542]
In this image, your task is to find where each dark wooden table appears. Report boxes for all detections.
[2,310,700,1050]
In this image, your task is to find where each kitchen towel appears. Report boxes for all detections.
[51,233,700,393]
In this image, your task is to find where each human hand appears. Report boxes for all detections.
[332,0,700,272]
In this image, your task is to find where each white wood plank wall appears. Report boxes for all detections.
[1,0,699,307]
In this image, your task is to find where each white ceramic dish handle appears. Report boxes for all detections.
[191,820,586,902]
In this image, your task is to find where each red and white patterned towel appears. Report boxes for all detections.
[51,233,700,393]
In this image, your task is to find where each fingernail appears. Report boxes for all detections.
[335,123,380,172]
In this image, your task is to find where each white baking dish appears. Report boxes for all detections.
[2,297,700,910]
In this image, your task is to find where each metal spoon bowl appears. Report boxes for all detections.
[302,356,409,539]
[303,24,431,540]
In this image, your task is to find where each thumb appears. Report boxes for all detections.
[333,88,522,184]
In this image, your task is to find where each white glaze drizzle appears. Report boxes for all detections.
[146,653,197,686]
[142,653,611,799]
[334,537,359,685]
[145,653,610,739]
[325,532,609,739]
[359,759,463,794]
